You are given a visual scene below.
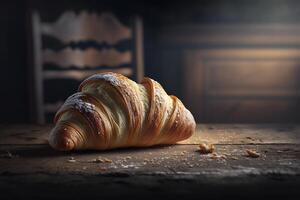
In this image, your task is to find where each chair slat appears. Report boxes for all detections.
[43,68,133,80]
[42,48,132,68]
[41,11,132,44]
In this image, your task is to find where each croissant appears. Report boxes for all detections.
[49,72,196,151]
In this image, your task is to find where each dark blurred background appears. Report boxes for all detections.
[0,0,300,124]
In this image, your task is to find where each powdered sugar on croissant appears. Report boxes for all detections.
[49,72,195,151]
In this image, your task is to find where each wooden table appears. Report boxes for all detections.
[0,124,299,199]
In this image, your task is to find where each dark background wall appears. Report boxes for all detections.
[0,0,300,123]
[0,1,28,123]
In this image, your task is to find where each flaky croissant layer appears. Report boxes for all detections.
[49,72,196,151]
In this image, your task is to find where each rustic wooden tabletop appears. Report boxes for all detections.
[0,124,299,199]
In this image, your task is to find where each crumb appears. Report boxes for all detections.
[246,149,260,158]
[231,157,238,160]
[92,158,105,163]
[198,143,215,154]
[125,156,132,160]
[188,164,194,168]
[82,166,87,170]
[104,158,112,163]
[210,153,218,159]
[91,156,113,163]
[209,153,227,160]
[67,157,76,163]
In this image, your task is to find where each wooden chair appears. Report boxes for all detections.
[30,11,144,124]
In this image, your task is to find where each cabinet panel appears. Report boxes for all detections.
[182,48,300,122]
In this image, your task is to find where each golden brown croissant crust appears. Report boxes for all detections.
[49,72,196,151]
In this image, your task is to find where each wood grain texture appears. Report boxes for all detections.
[182,49,300,122]
[161,24,300,46]
[180,124,300,144]
[0,143,299,175]
[205,99,300,123]
[0,124,299,145]
[132,16,144,82]
[206,60,300,97]
[1,144,299,199]
[187,49,300,59]
[182,51,205,122]
[43,48,132,68]
[41,11,132,44]
[0,124,299,199]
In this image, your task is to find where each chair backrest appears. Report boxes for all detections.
[31,11,144,124]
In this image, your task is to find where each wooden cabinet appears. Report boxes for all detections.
[160,24,300,122]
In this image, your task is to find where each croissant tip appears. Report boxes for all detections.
[56,138,75,151]
[49,124,76,151]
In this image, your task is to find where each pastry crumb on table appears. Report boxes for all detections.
[198,143,215,154]
[0,124,299,199]
[245,149,260,158]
